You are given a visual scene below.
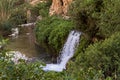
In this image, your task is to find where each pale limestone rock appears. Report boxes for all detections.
[49,0,63,16]
[49,0,73,16]
[62,0,73,15]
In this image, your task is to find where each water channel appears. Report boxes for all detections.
[6,26,52,63]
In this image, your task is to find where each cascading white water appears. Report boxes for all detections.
[43,30,81,72]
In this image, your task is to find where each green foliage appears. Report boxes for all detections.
[0,0,27,35]
[98,0,120,37]
[0,0,16,24]
[67,61,104,80]
[70,0,102,38]
[0,37,8,47]
[0,0,120,80]
[73,35,90,58]
[70,0,120,38]
[0,21,13,32]
[48,19,73,53]
[36,16,74,55]
[30,0,52,18]
[75,32,120,79]
[9,4,27,26]
[34,1,120,79]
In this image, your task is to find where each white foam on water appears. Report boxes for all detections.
[19,23,36,27]
[8,51,30,64]
[9,28,19,38]
[43,30,81,72]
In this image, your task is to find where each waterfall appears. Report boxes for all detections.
[43,30,81,72]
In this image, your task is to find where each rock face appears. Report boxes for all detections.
[49,0,73,16]
[49,0,63,16]
[26,0,72,22]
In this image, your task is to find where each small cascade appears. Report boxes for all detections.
[43,30,81,72]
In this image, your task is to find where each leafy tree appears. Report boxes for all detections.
[75,32,120,79]
[70,0,103,39]
[70,0,120,39]
[98,0,120,37]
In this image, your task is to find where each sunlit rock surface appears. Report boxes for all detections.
[49,0,73,16]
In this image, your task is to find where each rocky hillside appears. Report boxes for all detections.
[49,0,73,16]
[28,0,73,16]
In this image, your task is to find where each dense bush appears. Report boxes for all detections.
[98,0,120,37]
[48,19,73,53]
[36,16,74,55]
[75,32,120,79]
[70,0,120,39]
[10,6,27,26]
[0,0,27,36]
[0,21,13,33]
[73,35,90,58]
[69,2,120,79]
[30,0,52,19]
[70,0,102,39]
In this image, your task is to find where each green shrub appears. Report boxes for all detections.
[10,7,27,26]
[48,19,73,53]
[30,0,52,18]
[98,0,120,37]
[35,17,56,45]
[73,35,90,59]
[67,61,104,80]
[0,0,27,35]
[70,0,102,38]
[0,21,13,33]
[35,16,74,55]
[75,32,120,79]
[70,0,120,39]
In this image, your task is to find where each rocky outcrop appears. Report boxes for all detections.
[26,0,72,22]
[49,0,73,16]
[49,0,63,16]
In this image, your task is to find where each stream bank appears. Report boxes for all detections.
[6,26,52,63]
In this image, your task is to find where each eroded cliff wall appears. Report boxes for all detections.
[49,0,73,16]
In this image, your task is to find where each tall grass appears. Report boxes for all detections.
[0,0,16,24]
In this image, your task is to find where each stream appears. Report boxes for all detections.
[6,26,52,63]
